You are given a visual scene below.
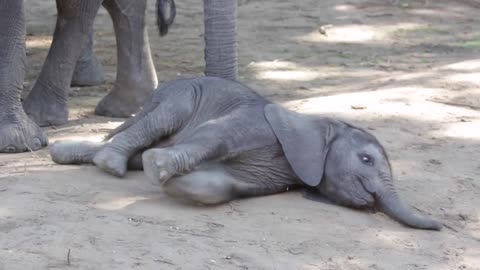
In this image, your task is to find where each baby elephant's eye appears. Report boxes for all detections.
[359,154,374,165]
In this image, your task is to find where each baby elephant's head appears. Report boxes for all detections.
[264,104,442,230]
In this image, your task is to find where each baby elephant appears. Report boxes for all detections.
[50,77,442,230]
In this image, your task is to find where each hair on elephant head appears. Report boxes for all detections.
[265,104,442,230]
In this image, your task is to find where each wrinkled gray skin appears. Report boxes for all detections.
[50,77,442,231]
[0,0,237,153]
[71,28,106,87]
[21,0,159,126]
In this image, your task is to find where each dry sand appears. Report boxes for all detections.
[1,0,479,269]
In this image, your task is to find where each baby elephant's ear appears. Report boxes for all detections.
[264,104,334,187]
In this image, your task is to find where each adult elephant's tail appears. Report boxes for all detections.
[157,0,176,36]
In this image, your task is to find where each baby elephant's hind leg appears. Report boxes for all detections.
[50,139,145,170]
[50,140,103,165]
[162,166,238,205]
[142,139,223,185]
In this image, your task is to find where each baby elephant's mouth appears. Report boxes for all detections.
[349,193,375,209]
[349,176,375,209]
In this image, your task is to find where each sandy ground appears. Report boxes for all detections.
[1,0,479,269]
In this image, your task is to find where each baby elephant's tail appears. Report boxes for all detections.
[157,0,176,36]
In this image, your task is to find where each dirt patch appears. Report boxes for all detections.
[1,0,479,269]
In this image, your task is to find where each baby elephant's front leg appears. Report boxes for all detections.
[142,143,220,185]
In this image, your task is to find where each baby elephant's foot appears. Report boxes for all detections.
[50,140,103,165]
[142,148,178,185]
[92,147,128,177]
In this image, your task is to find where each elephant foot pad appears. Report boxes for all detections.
[93,148,128,177]
[142,148,177,185]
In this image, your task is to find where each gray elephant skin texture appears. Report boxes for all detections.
[50,77,442,231]
[0,0,236,153]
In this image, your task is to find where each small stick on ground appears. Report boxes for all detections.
[426,98,480,111]
[67,248,71,266]
[443,224,459,233]
[23,143,40,159]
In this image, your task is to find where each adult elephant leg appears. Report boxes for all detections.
[71,31,106,86]
[23,0,103,126]
[95,0,158,117]
[0,0,48,153]
[204,0,238,80]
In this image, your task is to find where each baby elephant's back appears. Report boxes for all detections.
[191,77,270,115]
[164,77,270,128]
[157,77,268,103]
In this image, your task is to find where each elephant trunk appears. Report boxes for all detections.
[375,182,442,230]
[204,0,238,80]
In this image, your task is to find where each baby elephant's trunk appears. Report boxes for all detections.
[375,185,442,230]
[157,0,176,36]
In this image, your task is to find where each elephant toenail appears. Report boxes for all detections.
[159,170,168,179]
[5,145,17,153]
[30,138,42,150]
